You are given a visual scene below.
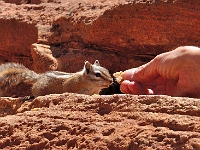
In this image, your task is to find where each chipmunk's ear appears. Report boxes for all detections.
[93,60,100,66]
[84,61,92,74]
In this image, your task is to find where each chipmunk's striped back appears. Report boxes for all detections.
[0,61,113,97]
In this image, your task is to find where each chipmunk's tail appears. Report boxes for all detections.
[0,63,39,95]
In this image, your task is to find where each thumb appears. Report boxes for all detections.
[122,59,160,83]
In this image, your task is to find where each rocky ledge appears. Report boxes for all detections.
[0,93,200,149]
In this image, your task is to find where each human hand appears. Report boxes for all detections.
[120,46,200,98]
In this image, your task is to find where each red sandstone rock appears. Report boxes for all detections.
[0,94,200,149]
[0,0,200,149]
[0,19,37,68]
[31,43,59,73]
[1,0,200,73]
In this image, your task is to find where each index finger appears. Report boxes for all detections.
[122,58,160,83]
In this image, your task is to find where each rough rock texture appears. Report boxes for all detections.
[0,0,200,72]
[0,19,38,68]
[0,94,200,149]
[1,0,200,149]
[31,44,59,73]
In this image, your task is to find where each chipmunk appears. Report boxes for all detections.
[0,60,113,97]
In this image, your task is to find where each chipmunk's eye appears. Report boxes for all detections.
[95,73,101,77]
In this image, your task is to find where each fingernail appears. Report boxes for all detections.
[122,68,138,80]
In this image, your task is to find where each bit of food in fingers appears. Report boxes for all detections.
[113,71,124,84]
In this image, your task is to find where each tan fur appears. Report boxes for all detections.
[0,61,113,97]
